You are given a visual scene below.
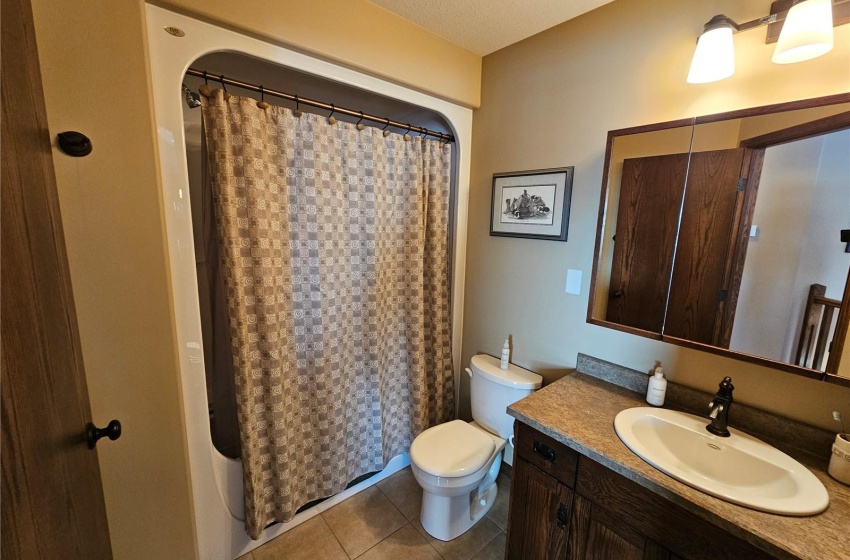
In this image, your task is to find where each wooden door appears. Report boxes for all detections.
[606,153,690,332]
[506,458,573,560]
[567,495,669,560]
[1,0,113,557]
[664,149,748,345]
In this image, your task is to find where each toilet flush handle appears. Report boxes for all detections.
[466,367,473,378]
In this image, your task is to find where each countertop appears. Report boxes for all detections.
[507,371,850,560]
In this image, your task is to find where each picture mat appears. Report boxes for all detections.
[499,184,556,225]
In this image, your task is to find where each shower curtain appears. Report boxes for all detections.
[200,90,455,538]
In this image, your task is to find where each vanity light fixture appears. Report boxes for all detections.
[773,0,835,63]
[687,0,842,84]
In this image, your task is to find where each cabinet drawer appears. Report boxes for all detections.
[515,422,578,488]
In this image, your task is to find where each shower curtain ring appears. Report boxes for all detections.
[293,95,303,118]
[356,111,365,131]
[328,104,337,125]
[257,86,270,110]
[220,74,231,101]
[404,123,412,141]
[199,70,212,97]
[382,118,391,137]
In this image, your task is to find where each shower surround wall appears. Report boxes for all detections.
[146,6,473,559]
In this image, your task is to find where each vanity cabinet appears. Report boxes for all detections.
[506,422,776,560]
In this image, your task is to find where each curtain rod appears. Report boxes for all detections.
[185,67,454,143]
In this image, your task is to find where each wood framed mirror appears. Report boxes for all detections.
[588,93,850,386]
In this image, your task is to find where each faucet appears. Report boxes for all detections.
[706,376,734,437]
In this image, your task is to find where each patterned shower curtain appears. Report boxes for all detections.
[200,90,455,538]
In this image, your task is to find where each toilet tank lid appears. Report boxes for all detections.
[471,354,542,390]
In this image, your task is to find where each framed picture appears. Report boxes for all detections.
[490,167,574,241]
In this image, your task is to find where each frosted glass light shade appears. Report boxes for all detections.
[772,0,834,64]
[687,26,735,84]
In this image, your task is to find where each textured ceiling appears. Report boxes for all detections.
[367,0,614,55]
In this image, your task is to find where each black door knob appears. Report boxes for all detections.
[86,420,121,449]
[611,290,623,298]
[57,131,93,157]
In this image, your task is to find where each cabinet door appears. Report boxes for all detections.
[567,495,669,560]
[506,458,573,560]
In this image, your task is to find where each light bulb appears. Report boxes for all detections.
[687,25,736,84]
[773,0,834,64]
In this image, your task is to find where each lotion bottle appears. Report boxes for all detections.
[500,339,510,370]
[646,366,667,406]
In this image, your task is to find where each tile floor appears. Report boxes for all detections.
[239,467,511,560]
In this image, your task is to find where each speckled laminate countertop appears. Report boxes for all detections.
[507,372,850,560]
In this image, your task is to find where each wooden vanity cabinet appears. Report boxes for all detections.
[506,422,578,559]
[506,422,776,560]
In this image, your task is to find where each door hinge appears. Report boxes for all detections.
[717,289,728,302]
[737,177,747,191]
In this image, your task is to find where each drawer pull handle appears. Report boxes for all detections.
[533,440,557,463]
[556,503,568,529]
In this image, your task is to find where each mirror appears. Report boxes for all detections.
[588,94,850,385]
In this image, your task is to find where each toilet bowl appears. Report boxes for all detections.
[410,354,542,541]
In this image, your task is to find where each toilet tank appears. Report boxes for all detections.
[470,354,543,439]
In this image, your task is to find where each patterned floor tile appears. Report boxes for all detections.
[354,523,441,560]
[470,532,506,560]
[251,516,348,560]
[322,485,407,558]
[414,516,501,560]
[376,467,422,521]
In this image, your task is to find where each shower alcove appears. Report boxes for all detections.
[146,6,472,559]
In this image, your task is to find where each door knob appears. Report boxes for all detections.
[612,290,623,298]
[86,420,121,449]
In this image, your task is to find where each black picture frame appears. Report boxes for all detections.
[490,167,574,241]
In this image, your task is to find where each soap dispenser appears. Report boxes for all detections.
[646,366,667,406]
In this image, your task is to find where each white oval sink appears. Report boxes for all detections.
[614,407,828,516]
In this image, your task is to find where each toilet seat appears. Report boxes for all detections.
[411,420,495,477]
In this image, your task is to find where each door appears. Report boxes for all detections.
[1,0,113,557]
[606,153,690,332]
[506,458,573,560]
[567,495,669,560]
[664,148,749,346]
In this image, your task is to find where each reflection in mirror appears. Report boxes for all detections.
[731,130,849,372]
[683,104,850,374]
[594,123,694,334]
[589,95,850,384]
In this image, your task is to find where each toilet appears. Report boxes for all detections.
[410,354,542,541]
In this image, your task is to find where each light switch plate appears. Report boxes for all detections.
[566,269,582,295]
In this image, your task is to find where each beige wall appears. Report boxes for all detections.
[30,1,481,558]
[462,0,850,429]
[155,0,482,107]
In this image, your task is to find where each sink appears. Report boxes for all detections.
[614,407,829,516]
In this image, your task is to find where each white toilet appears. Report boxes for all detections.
[410,354,542,541]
